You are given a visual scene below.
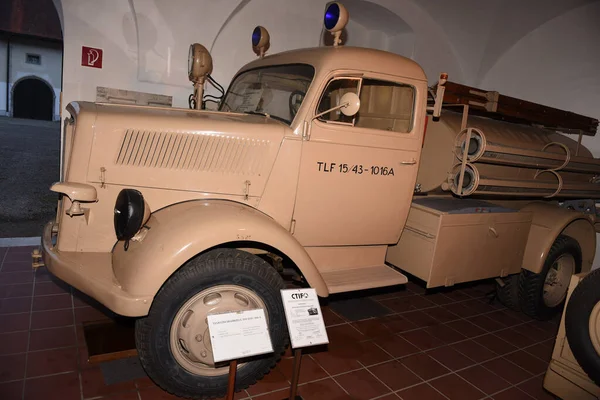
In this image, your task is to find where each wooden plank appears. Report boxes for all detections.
[436,81,599,136]
[82,319,137,365]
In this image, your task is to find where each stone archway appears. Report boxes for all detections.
[12,76,55,121]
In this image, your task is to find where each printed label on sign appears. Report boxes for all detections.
[281,288,329,349]
[207,308,273,363]
[81,46,103,69]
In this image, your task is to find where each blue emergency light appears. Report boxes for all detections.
[252,26,262,47]
[324,3,340,30]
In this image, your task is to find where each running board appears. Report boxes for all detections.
[321,265,408,294]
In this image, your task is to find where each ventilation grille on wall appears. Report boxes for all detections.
[115,130,270,175]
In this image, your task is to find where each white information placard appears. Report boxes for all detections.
[281,288,329,348]
[207,308,273,363]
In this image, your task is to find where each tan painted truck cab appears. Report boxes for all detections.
[40,3,600,399]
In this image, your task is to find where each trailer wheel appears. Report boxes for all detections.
[565,269,600,386]
[136,248,287,399]
[519,235,581,320]
[496,274,520,311]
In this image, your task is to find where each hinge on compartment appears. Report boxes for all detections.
[302,121,311,141]
[290,219,296,234]
[244,180,251,200]
[100,167,106,188]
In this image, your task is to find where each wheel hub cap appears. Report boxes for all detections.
[169,284,267,376]
[590,302,600,356]
[543,254,575,307]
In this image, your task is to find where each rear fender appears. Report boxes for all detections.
[112,200,328,303]
[521,202,596,274]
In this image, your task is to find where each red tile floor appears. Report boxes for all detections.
[0,245,559,400]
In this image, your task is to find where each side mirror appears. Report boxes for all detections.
[339,92,360,116]
[313,91,361,120]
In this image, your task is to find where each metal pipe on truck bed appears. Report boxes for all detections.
[454,128,600,175]
[449,163,600,199]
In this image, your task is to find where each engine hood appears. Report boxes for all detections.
[75,101,288,197]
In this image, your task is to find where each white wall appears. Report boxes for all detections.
[7,39,63,120]
[0,40,7,116]
[475,1,600,269]
[54,0,465,114]
[0,37,62,120]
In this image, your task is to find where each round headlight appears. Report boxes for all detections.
[114,189,147,241]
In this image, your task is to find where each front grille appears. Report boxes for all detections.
[115,130,270,175]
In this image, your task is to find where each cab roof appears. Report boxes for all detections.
[237,46,427,82]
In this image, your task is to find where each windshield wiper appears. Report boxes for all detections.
[243,111,290,125]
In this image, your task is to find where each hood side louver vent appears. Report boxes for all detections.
[115,130,269,175]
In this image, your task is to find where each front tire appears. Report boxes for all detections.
[519,235,581,320]
[136,249,287,399]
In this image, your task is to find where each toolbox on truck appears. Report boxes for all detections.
[386,197,532,288]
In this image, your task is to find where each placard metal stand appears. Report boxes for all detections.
[206,308,273,400]
[226,360,238,400]
[280,288,330,400]
[285,348,303,400]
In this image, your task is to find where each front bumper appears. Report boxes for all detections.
[41,221,153,317]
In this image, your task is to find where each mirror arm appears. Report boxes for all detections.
[312,102,349,121]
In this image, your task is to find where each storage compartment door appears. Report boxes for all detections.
[427,212,531,288]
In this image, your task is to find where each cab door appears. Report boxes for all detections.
[292,72,428,246]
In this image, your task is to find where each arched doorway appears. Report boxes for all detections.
[12,77,54,121]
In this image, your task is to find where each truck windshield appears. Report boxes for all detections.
[220,64,315,125]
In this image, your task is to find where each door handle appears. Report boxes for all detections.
[401,159,417,165]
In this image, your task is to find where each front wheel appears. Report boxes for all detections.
[136,249,288,399]
[519,235,581,320]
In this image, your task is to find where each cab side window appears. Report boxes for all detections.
[355,79,415,133]
[317,78,360,124]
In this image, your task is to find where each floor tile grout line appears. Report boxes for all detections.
[20,266,36,400]
[309,322,554,399]
[326,290,496,324]
[68,282,85,400]
[0,369,78,385]
[0,304,106,317]
[324,302,557,370]
[0,292,75,300]
[372,308,551,354]
[306,351,353,397]
[482,371,544,399]
[357,359,409,399]
[0,344,80,357]
[0,249,9,272]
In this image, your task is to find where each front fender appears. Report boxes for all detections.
[521,202,596,274]
[112,200,328,300]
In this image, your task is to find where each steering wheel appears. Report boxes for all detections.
[289,90,306,119]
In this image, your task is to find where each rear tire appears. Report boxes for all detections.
[565,268,600,386]
[496,274,520,311]
[135,248,287,399]
[519,235,581,320]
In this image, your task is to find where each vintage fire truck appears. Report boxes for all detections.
[39,2,600,398]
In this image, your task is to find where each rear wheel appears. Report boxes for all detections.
[496,274,520,311]
[136,249,287,399]
[519,235,581,320]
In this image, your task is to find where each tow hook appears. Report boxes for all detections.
[32,248,45,269]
